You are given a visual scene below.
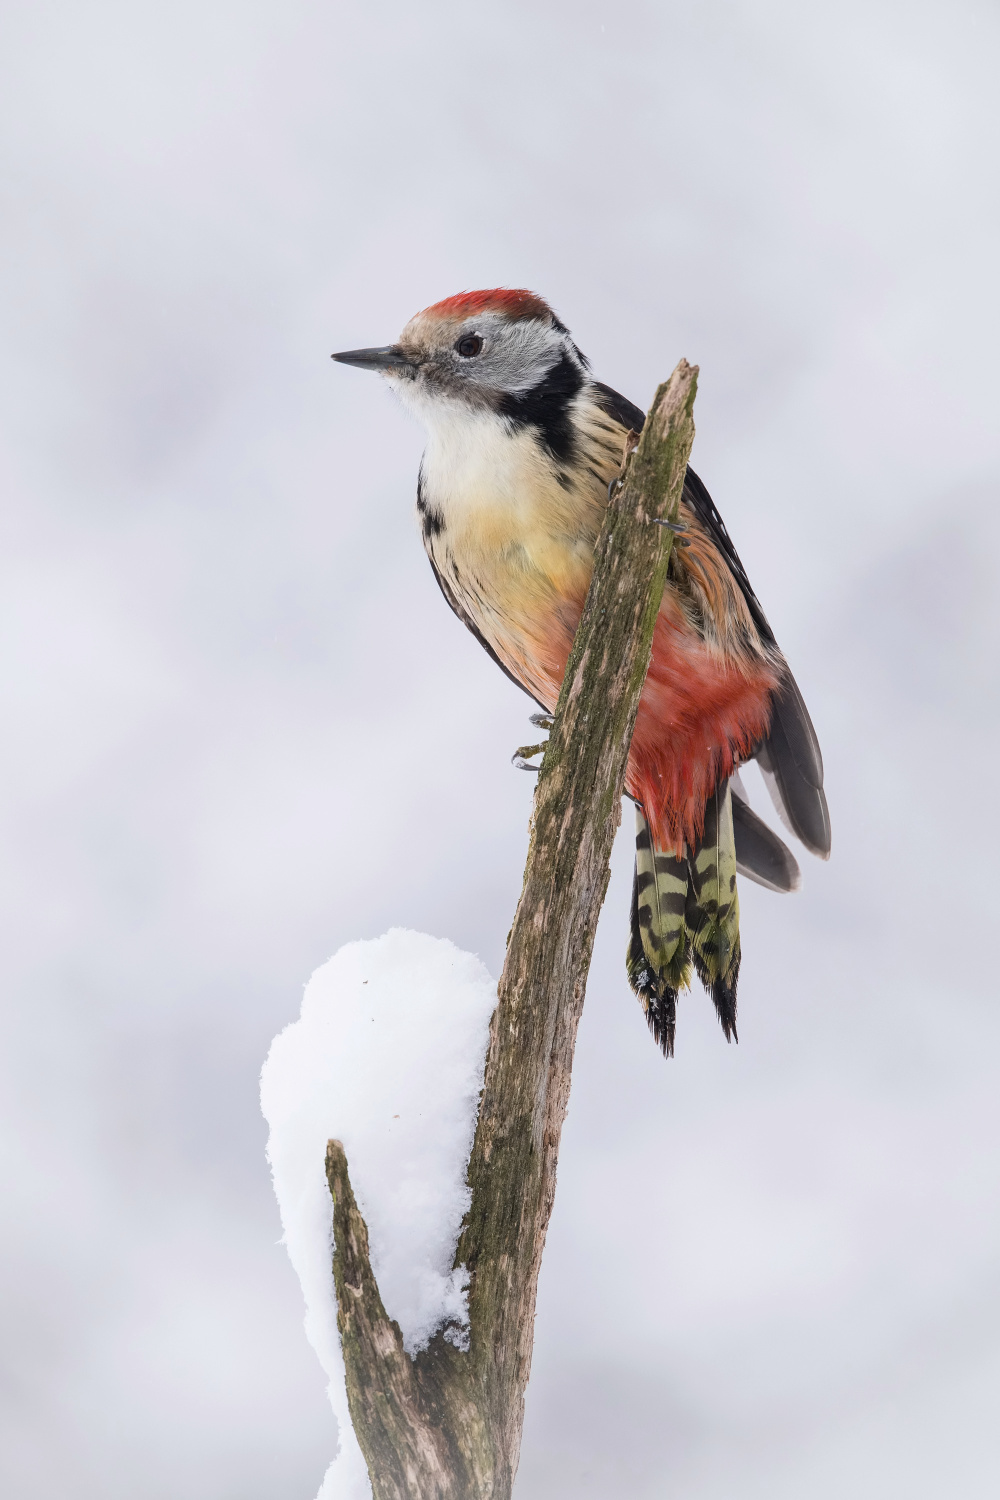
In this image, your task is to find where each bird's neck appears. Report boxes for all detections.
[419,404,561,528]
[417,383,621,530]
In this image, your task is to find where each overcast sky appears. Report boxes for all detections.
[2,2,999,1496]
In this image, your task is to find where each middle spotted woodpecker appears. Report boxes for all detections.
[333,289,831,1056]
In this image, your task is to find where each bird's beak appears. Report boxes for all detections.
[331,345,415,372]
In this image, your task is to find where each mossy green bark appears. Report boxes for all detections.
[326,361,699,1499]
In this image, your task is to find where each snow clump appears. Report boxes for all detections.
[260,929,496,1500]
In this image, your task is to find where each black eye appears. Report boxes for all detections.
[455,334,483,358]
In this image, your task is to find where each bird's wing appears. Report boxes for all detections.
[593,379,831,859]
[593,383,773,640]
[755,674,832,858]
[590,380,647,435]
[683,465,831,856]
[679,465,776,646]
[730,774,801,891]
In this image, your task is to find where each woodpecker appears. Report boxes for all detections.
[333,289,830,1056]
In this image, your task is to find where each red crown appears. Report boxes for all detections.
[421,288,553,324]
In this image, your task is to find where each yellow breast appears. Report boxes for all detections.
[417,400,626,702]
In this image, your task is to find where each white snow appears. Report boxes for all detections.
[260,929,497,1500]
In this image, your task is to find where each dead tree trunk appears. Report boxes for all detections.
[326,360,699,1499]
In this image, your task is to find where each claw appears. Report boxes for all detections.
[512,742,548,772]
[653,516,690,547]
[516,713,552,770]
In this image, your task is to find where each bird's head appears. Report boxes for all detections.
[332,289,589,431]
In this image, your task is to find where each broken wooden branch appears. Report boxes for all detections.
[327,359,699,1499]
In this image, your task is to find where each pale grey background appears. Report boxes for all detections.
[2,2,998,1496]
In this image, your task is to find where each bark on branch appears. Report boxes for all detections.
[327,360,699,1498]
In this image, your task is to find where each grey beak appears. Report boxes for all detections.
[331,345,415,372]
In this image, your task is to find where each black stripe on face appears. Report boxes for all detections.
[497,350,585,463]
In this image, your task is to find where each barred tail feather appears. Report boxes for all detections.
[626,789,742,1054]
[627,807,689,1056]
[687,783,741,1042]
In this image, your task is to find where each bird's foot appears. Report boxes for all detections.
[512,743,547,772]
[513,713,554,771]
[652,516,691,546]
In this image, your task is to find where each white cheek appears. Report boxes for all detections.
[383,373,436,424]
[385,375,490,433]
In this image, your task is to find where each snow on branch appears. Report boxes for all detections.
[261,933,496,1497]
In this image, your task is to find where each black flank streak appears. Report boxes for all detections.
[416,469,446,539]
[498,351,585,463]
